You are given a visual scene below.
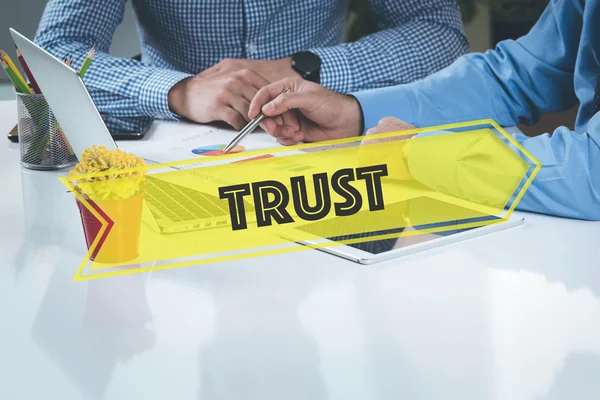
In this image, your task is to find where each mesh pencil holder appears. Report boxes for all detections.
[16,91,78,170]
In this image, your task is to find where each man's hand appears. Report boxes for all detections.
[168,69,270,130]
[199,58,300,83]
[360,117,418,181]
[366,117,416,135]
[248,78,364,145]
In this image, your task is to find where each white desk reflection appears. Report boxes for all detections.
[1,142,599,400]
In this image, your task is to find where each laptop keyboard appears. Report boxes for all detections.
[145,176,235,223]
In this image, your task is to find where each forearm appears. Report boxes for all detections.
[500,120,600,220]
[33,0,192,122]
[309,0,468,93]
[353,0,579,130]
[34,37,191,121]
[356,50,576,134]
[404,116,600,221]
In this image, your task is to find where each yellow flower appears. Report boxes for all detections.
[69,145,147,201]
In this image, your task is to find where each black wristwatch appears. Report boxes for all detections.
[291,51,321,84]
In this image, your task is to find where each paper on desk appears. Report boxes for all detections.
[117,121,284,167]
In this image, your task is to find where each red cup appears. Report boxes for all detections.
[76,194,143,264]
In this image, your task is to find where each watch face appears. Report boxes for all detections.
[292,51,321,83]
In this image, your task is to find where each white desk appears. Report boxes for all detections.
[1,99,599,400]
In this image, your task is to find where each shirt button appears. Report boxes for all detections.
[246,43,257,53]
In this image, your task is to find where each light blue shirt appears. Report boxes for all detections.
[354,0,600,221]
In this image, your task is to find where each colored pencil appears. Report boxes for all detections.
[0,54,31,94]
[78,45,95,78]
[0,55,16,90]
[15,47,41,93]
[0,49,31,94]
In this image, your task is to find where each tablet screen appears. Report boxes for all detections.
[295,197,503,255]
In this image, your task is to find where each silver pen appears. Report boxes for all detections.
[223,88,290,153]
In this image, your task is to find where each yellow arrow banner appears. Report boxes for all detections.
[61,120,540,281]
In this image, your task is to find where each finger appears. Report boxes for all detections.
[215,69,269,107]
[236,81,260,105]
[379,117,400,124]
[271,125,305,144]
[367,122,396,136]
[258,116,283,128]
[366,122,405,136]
[378,117,416,132]
[259,115,283,132]
[261,91,314,118]
[248,78,301,119]
[237,70,270,100]
[363,127,400,147]
[272,125,296,140]
[217,107,247,131]
[227,96,252,124]
[273,126,304,146]
[260,113,297,132]
[379,116,415,129]
[276,136,301,146]
[292,130,305,143]
[366,127,383,136]
[261,118,279,134]
[281,110,300,131]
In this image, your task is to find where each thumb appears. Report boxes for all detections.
[248,78,301,119]
[261,91,315,118]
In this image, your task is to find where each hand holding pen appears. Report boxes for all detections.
[223,88,290,152]
[246,77,364,147]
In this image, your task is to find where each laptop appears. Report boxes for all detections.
[9,28,241,234]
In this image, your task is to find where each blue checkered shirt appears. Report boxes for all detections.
[34,0,468,133]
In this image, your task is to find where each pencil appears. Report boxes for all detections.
[0,49,31,94]
[0,54,31,94]
[65,56,73,67]
[78,45,95,78]
[0,55,16,90]
[15,47,41,93]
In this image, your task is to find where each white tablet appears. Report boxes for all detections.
[284,195,524,264]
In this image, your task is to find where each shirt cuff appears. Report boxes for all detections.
[404,131,459,194]
[138,69,193,120]
[308,46,353,93]
[352,85,418,134]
